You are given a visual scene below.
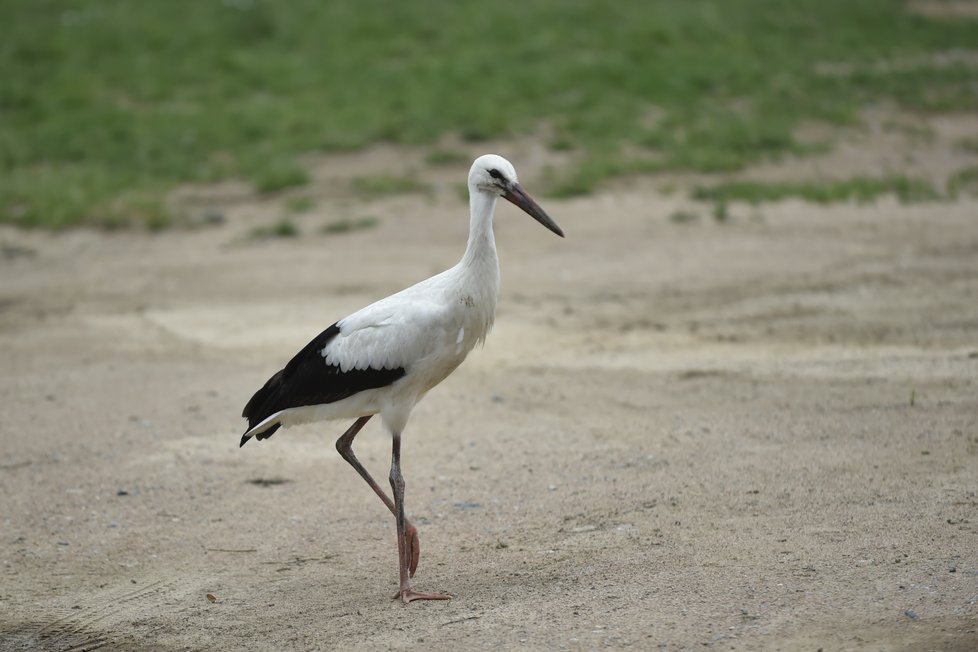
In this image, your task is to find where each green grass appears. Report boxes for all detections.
[250,219,299,239]
[2,1,977,226]
[425,149,469,166]
[692,176,944,205]
[948,165,978,197]
[350,174,431,198]
[956,137,978,154]
[252,161,309,193]
[321,216,380,235]
[669,209,701,224]
[285,195,315,213]
[712,200,730,222]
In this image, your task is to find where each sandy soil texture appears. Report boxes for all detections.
[1,124,977,650]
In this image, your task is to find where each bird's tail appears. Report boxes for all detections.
[240,368,288,447]
[239,415,283,447]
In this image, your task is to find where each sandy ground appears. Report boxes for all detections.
[1,123,977,651]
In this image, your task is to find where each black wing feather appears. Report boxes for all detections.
[240,322,405,446]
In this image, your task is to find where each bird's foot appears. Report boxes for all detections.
[403,522,421,577]
[392,587,452,603]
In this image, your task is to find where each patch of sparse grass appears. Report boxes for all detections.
[321,216,379,235]
[882,120,936,141]
[669,210,701,224]
[286,196,315,213]
[350,175,430,198]
[547,156,664,198]
[425,149,468,166]
[890,177,944,203]
[948,165,978,197]
[692,176,943,205]
[954,137,978,154]
[548,171,606,199]
[548,136,575,152]
[3,1,978,226]
[658,182,678,196]
[196,211,226,227]
[251,219,300,239]
[97,191,172,231]
[712,200,730,222]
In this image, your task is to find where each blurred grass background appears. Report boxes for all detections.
[1,0,977,228]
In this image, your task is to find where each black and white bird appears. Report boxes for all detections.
[239,154,564,603]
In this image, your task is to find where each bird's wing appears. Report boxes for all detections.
[241,322,406,442]
[325,290,456,373]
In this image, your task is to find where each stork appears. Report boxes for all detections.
[239,154,564,603]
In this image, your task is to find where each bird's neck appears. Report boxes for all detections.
[460,189,499,273]
[455,189,500,341]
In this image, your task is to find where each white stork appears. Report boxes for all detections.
[239,154,564,603]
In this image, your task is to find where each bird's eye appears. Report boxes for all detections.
[488,168,504,181]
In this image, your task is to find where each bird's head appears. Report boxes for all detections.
[468,154,564,237]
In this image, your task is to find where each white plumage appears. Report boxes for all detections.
[239,154,563,603]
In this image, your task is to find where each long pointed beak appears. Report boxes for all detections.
[503,183,564,238]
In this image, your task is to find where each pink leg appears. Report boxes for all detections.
[388,431,451,603]
[335,417,421,576]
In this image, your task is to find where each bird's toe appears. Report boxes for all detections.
[392,588,452,603]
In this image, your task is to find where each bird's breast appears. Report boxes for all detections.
[409,296,493,393]
[456,288,495,346]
